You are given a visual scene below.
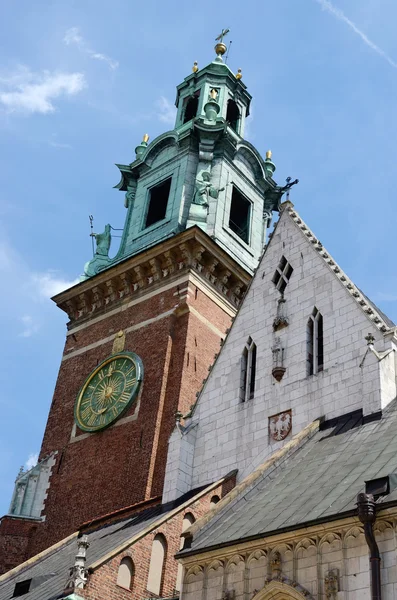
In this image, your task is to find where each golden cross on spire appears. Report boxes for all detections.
[215,28,230,43]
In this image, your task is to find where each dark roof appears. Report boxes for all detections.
[0,484,209,600]
[0,505,163,600]
[184,400,397,555]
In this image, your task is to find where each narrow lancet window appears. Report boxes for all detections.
[117,557,134,590]
[147,534,167,595]
[307,307,324,375]
[241,337,257,402]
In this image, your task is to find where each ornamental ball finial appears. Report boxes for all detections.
[214,42,227,57]
[142,133,149,143]
[236,68,242,80]
[192,61,198,73]
[266,150,272,160]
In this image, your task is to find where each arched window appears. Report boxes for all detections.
[210,495,220,508]
[183,92,200,124]
[117,557,134,590]
[307,308,324,375]
[147,533,167,595]
[176,513,196,591]
[241,337,257,402]
[226,99,240,132]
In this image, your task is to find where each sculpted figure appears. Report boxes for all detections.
[193,171,224,206]
[93,224,111,256]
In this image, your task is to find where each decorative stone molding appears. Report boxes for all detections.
[53,228,250,327]
[64,535,90,591]
[324,569,339,599]
[286,206,391,333]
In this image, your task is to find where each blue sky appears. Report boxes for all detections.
[1,0,397,516]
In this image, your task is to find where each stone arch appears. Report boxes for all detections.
[144,132,179,167]
[234,146,264,183]
[343,525,364,547]
[116,556,134,589]
[235,141,266,181]
[253,579,315,600]
[247,550,267,596]
[225,554,245,596]
[147,533,167,595]
[295,537,317,558]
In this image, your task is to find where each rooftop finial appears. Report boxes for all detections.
[266,150,272,160]
[142,133,149,143]
[235,68,242,80]
[192,61,198,73]
[214,28,229,60]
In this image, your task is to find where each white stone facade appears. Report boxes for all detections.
[163,204,397,502]
[180,518,397,600]
[8,453,57,520]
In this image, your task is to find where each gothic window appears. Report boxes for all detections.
[226,99,240,133]
[307,307,324,375]
[147,533,167,595]
[117,557,134,590]
[183,91,200,123]
[210,495,220,507]
[241,337,257,402]
[145,177,172,228]
[229,186,251,244]
[272,256,293,293]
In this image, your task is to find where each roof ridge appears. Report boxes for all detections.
[283,205,394,333]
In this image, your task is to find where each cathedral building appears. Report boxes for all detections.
[1,36,396,600]
[0,37,281,597]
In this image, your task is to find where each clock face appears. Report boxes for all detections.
[74,352,143,432]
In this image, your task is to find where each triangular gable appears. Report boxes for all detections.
[164,201,396,501]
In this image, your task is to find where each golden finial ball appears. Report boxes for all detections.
[266,150,272,160]
[192,61,199,73]
[214,42,227,56]
[142,133,149,143]
[236,68,242,80]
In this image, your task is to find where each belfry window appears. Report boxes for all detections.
[241,337,257,402]
[226,99,240,133]
[145,177,172,228]
[307,307,324,375]
[272,256,293,293]
[183,91,200,124]
[229,186,251,244]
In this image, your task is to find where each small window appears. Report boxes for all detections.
[13,580,31,597]
[229,186,251,244]
[147,533,167,595]
[210,495,220,507]
[307,307,324,375]
[241,337,257,402]
[272,256,293,293]
[117,557,134,590]
[226,99,240,133]
[145,178,172,228]
[176,513,196,591]
[183,91,200,124]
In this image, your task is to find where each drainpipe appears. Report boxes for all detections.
[357,492,381,600]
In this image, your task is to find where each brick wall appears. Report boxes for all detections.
[6,270,233,568]
[79,481,228,600]
[0,517,39,575]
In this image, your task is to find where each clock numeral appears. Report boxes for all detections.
[98,370,105,381]
[112,406,119,418]
[118,391,131,404]
[125,366,136,377]
[81,406,92,420]
[87,413,99,427]
[124,378,137,390]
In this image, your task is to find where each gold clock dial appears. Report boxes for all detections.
[74,352,143,432]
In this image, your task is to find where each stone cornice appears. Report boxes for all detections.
[53,227,250,328]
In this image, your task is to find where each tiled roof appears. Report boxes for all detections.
[183,400,397,554]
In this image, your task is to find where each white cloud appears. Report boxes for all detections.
[25,453,38,470]
[0,67,86,114]
[19,315,40,338]
[157,96,176,126]
[49,141,72,149]
[64,27,119,70]
[31,271,79,298]
[314,0,397,69]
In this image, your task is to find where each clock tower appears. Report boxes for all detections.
[0,40,284,574]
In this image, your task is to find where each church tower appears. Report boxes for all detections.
[0,37,284,574]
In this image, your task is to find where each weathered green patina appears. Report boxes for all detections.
[83,43,284,279]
